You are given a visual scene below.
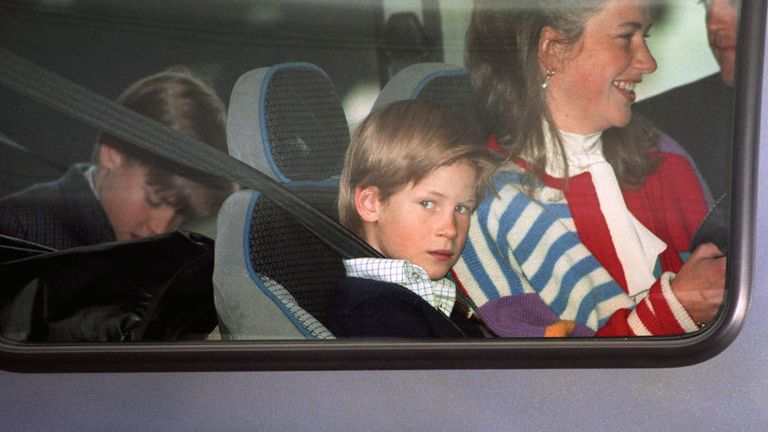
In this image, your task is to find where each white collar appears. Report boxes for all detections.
[84,164,99,199]
[544,127,667,297]
[544,127,604,177]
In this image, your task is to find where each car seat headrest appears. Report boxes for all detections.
[228,62,350,183]
[371,63,470,113]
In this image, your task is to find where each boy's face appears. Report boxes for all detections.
[358,160,479,280]
[96,145,183,241]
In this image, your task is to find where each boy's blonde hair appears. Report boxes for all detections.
[338,99,496,237]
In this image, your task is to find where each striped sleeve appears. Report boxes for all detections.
[596,272,698,336]
[455,174,634,332]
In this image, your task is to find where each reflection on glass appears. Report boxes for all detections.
[0,0,732,344]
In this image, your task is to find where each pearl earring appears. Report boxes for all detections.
[542,69,555,90]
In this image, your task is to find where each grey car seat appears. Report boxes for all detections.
[371,62,470,113]
[214,63,352,339]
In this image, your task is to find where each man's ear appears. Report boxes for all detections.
[97,144,126,170]
[354,185,383,223]
[538,25,567,73]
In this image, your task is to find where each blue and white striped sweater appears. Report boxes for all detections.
[454,170,635,331]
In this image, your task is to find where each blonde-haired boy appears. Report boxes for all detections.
[328,99,496,337]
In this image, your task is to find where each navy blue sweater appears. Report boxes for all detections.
[327,277,485,338]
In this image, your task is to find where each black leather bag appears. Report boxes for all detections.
[0,230,216,342]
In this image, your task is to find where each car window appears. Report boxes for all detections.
[0,0,759,371]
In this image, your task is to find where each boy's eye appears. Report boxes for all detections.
[455,205,472,214]
[144,192,163,208]
[143,186,167,209]
[420,200,435,209]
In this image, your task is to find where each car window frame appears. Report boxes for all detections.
[0,0,763,372]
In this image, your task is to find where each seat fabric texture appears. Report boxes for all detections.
[214,63,351,339]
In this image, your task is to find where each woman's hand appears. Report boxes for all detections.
[671,242,726,325]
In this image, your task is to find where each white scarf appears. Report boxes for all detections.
[544,129,667,297]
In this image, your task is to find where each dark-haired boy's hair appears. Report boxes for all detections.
[94,70,234,218]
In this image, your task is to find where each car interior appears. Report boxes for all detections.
[0,0,759,372]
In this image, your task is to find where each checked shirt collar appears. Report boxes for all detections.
[343,258,456,317]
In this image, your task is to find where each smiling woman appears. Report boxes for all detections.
[453,0,724,337]
[543,0,657,133]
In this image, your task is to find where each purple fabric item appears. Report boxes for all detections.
[477,293,595,337]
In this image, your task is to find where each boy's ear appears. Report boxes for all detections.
[97,144,126,170]
[538,25,566,72]
[354,185,383,223]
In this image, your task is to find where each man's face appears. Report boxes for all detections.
[705,0,739,87]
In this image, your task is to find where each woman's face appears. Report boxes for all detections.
[545,0,656,135]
